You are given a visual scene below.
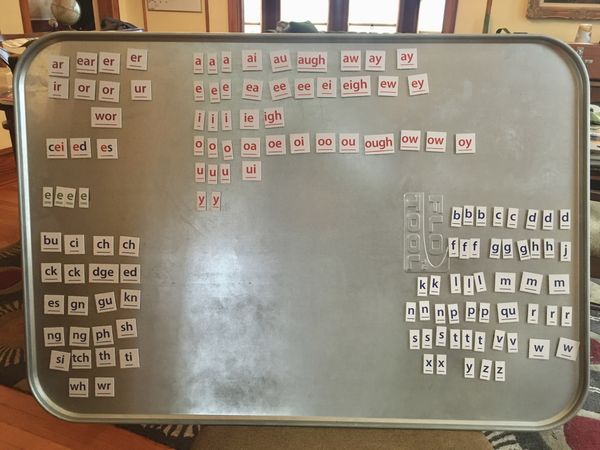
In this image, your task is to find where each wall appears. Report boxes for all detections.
[455,0,600,42]
[208,0,229,32]
[119,0,146,28]
[145,9,206,32]
[0,0,24,34]
[119,0,229,32]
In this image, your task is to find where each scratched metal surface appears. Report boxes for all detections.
[15,33,589,428]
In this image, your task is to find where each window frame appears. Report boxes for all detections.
[234,0,458,34]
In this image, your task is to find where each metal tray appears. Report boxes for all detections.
[15,32,589,429]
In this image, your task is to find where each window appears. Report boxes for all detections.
[235,0,458,34]
[417,0,446,33]
[348,0,399,34]
[243,0,261,33]
[280,0,329,31]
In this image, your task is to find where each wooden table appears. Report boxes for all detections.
[0,35,43,156]
[0,44,17,155]
[570,43,600,104]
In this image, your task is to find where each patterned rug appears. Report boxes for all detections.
[1,241,599,449]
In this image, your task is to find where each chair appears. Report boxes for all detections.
[0,34,43,157]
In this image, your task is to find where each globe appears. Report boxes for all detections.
[50,0,81,27]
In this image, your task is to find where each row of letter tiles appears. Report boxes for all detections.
[48,50,147,77]
[51,348,140,373]
[51,75,432,102]
[463,358,505,380]
[41,234,139,256]
[48,78,151,101]
[42,186,89,208]
[45,130,468,159]
[197,191,222,211]
[46,138,117,159]
[52,75,431,102]
[198,75,430,100]
[193,76,425,101]
[448,237,571,261]
[422,355,506,379]
[450,206,571,230]
[44,321,137,347]
[196,163,261,183]
[416,273,570,296]
[190,132,474,154]
[67,377,116,398]
[192,49,420,73]
[41,263,140,284]
[406,302,573,326]
[411,329,579,361]
[49,48,420,78]
[44,291,140,315]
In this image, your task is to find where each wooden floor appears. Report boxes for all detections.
[0,386,166,449]
[0,151,166,449]
[0,152,19,247]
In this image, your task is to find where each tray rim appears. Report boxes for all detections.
[14,31,591,430]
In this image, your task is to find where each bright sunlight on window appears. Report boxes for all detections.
[417,0,446,33]
[280,0,328,31]
[348,0,398,33]
[243,0,261,33]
